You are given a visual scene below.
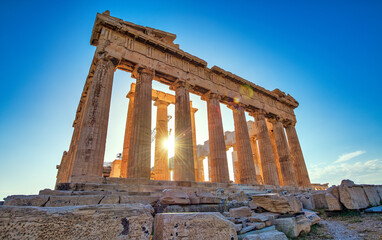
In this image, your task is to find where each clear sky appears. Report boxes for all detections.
[1,0,381,199]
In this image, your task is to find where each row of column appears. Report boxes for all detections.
[64,54,310,187]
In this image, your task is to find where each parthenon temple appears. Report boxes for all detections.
[56,11,311,188]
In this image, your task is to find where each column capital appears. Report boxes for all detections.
[154,99,171,107]
[250,135,258,142]
[249,108,267,118]
[191,107,198,114]
[169,79,193,91]
[126,91,135,99]
[201,91,221,101]
[283,119,297,127]
[227,103,246,111]
[95,52,120,68]
[131,64,155,79]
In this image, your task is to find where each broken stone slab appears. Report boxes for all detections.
[39,189,72,196]
[362,185,381,207]
[197,192,222,204]
[274,215,312,238]
[45,195,104,207]
[248,213,269,222]
[235,223,243,232]
[375,185,382,199]
[242,230,288,240]
[0,204,154,239]
[230,206,252,218]
[251,194,302,214]
[312,191,328,209]
[339,180,369,209]
[238,226,276,240]
[120,195,159,205]
[100,195,120,204]
[159,189,190,205]
[325,186,342,211]
[248,200,258,210]
[3,195,50,207]
[240,225,256,234]
[303,209,321,224]
[229,191,248,201]
[247,222,265,230]
[296,192,315,210]
[154,212,237,240]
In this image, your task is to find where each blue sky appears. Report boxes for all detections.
[1,0,381,199]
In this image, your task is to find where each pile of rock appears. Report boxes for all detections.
[303,180,382,212]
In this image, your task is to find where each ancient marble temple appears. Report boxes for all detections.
[56,11,311,188]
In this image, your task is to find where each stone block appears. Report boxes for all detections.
[39,189,72,196]
[325,193,342,211]
[312,191,328,209]
[240,225,256,234]
[3,195,50,207]
[228,191,248,201]
[251,194,302,214]
[242,230,288,240]
[248,200,258,210]
[100,195,120,204]
[338,180,369,209]
[230,206,252,218]
[296,193,315,210]
[375,185,382,199]
[235,223,243,232]
[362,185,381,207]
[0,204,154,239]
[45,195,103,207]
[153,212,237,240]
[197,192,222,204]
[159,189,190,205]
[248,213,269,222]
[247,222,265,230]
[274,215,311,238]
[303,209,321,224]
[120,195,159,205]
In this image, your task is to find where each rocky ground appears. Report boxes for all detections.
[295,211,382,240]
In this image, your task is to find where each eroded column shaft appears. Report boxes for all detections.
[273,120,298,186]
[253,112,280,186]
[71,57,117,181]
[121,94,135,178]
[127,69,153,179]
[154,100,170,180]
[285,124,311,187]
[232,106,258,184]
[173,81,195,181]
[206,94,229,183]
[190,106,200,181]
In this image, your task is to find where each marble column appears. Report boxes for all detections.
[120,92,135,178]
[71,56,118,181]
[251,110,280,186]
[271,118,298,186]
[127,68,154,179]
[204,93,230,183]
[190,105,200,181]
[267,122,283,185]
[198,156,205,182]
[154,99,170,180]
[285,122,311,187]
[231,104,258,184]
[172,80,195,181]
[250,136,263,184]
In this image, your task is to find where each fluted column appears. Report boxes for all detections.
[127,68,154,179]
[251,110,280,186]
[190,105,200,181]
[203,93,229,182]
[285,122,311,187]
[71,56,118,181]
[172,80,195,181]
[250,136,263,184]
[121,92,135,178]
[267,121,283,185]
[231,104,258,184]
[271,118,298,186]
[154,100,170,180]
